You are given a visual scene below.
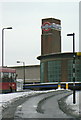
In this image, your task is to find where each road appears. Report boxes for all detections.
[2,90,79,119]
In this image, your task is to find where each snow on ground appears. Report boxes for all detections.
[1,89,63,109]
[0,88,65,110]
[0,89,57,120]
[66,91,81,116]
[0,89,80,118]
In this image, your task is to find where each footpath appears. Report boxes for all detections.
[63,91,81,118]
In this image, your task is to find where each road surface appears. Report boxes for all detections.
[2,90,79,119]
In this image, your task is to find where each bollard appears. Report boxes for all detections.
[66,83,68,90]
[58,84,61,89]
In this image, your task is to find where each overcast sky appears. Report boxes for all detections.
[0,0,80,67]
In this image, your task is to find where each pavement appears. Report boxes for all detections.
[60,91,81,118]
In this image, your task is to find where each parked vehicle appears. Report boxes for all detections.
[0,67,16,93]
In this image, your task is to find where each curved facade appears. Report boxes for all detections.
[37,53,81,83]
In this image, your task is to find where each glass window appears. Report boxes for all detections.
[75,59,81,82]
[68,60,73,82]
[0,72,1,82]
[9,73,16,82]
[2,72,16,82]
[12,73,16,82]
[0,72,3,82]
[9,73,12,78]
[2,72,9,82]
[3,72,9,78]
[48,60,61,82]
[40,63,44,83]
[68,59,81,82]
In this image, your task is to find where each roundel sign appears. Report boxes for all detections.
[41,22,51,32]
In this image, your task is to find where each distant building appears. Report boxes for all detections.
[9,65,40,84]
[37,18,81,83]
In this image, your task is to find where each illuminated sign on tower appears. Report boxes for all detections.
[41,22,61,32]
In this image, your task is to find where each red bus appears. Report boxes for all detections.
[0,68,16,93]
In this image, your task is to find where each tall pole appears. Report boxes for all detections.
[73,33,76,104]
[67,33,76,104]
[73,33,75,53]
[23,62,25,85]
[2,27,12,67]
[17,61,25,85]
[2,29,4,68]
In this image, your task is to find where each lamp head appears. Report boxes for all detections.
[67,33,75,36]
[17,61,20,63]
[6,27,12,29]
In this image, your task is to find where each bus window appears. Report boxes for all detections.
[0,72,1,78]
[9,73,16,82]
[0,72,1,82]
[2,72,9,82]
[9,73,12,82]
[12,73,16,82]
[1,72,3,79]
[3,72,9,78]
[9,72,12,78]
[0,72,3,82]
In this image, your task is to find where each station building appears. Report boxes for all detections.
[37,18,81,83]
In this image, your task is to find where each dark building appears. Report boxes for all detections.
[37,18,81,83]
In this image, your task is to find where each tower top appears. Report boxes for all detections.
[41,17,61,55]
[41,18,61,33]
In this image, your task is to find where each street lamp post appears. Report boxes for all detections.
[17,61,25,85]
[67,33,76,104]
[2,27,12,67]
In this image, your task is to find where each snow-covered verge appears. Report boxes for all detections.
[1,88,65,109]
[65,91,81,117]
[0,88,65,110]
[0,90,54,109]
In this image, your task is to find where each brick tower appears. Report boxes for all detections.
[41,18,61,55]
